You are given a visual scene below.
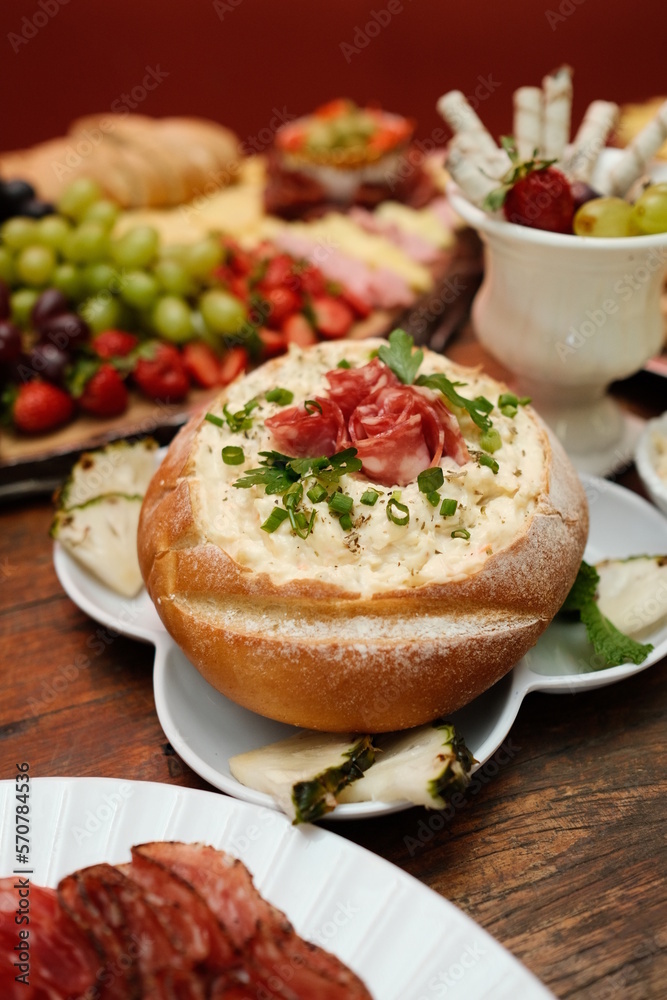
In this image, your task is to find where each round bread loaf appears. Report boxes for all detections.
[138,338,588,732]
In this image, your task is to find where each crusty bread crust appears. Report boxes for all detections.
[138,373,588,733]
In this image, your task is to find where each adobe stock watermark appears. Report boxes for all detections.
[416,941,486,998]
[545,0,587,31]
[50,65,169,182]
[70,782,135,845]
[556,246,667,363]
[212,0,243,19]
[8,0,70,54]
[340,0,405,63]
[403,738,521,856]
[179,105,295,223]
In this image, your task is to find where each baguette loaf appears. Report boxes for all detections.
[138,339,588,732]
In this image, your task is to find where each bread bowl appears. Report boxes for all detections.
[138,334,588,732]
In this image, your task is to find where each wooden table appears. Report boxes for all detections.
[0,335,665,1000]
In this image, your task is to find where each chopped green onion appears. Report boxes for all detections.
[204,412,224,427]
[440,497,458,517]
[387,497,409,526]
[451,527,471,540]
[518,396,531,406]
[307,483,328,503]
[360,489,379,506]
[498,392,518,408]
[417,467,444,494]
[500,404,518,418]
[479,428,502,453]
[261,507,289,533]
[328,492,353,515]
[479,454,499,474]
[265,387,294,405]
[337,359,351,369]
[426,491,441,507]
[287,508,316,539]
[284,483,303,509]
[339,512,353,531]
[223,399,258,432]
[222,446,245,465]
[304,399,323,415]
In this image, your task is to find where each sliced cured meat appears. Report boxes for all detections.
[126,850,238,970]
[58,868,142,999]
[135,843,372,1000]
[325,357,400,421]
[0,878,99,1000]
[268,357,469,487]
[265,396,349,459]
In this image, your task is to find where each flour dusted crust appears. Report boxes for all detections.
[138,340,588,732]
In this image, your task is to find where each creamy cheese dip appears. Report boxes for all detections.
[193,340,547,597]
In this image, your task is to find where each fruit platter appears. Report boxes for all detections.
[0,103,467,496]
[2,85,666,494]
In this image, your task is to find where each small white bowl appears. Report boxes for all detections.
[635,412,667,516]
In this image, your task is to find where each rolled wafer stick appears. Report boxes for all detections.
[541,65,573,160]
[513,86,543,159]
[608,98,667,195]
[562,100,619,184]
[445,142,500,206]
[437,90,499,157]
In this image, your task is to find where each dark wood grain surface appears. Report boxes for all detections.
[0,336,665,1000]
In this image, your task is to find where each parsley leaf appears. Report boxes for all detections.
[378,329,423,385]
[415,373,494,432]
[562,561,653,667]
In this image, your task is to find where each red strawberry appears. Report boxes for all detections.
[503,166,574,234]
[257,327,287,358]
[12,381,74,434]
[311,296,355,339]
[134,343,190,402]
[297,264,327,297]
[92,329,139,359]
[260,254,296,291]
[182,341,221,388]
[282,313,318,347]
[218,346,249,386]
[79,363,129,418]
[338,288,372,319]
[263,286,301,326]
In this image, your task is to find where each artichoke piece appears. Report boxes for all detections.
[595,555,667,639]
[52,494,144,598]
[229,732,375,824]
[56,438,158,510]
[338,720,474,809]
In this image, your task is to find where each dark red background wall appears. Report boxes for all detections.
[2,0,665,153]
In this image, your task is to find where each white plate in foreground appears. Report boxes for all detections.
[0,777,554,1000]
[54,475,667,821]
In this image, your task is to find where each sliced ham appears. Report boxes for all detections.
[271,229,416,309]
[348,206,441,264]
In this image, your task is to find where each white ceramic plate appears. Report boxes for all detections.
[53,475,667,821]
[0,777,554,1000]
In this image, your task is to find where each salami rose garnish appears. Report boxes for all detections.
[266,359,469,486]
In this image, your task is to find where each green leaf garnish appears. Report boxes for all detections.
[562,561,653,667]
[378,328,423,385]
[416,373,494,432]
